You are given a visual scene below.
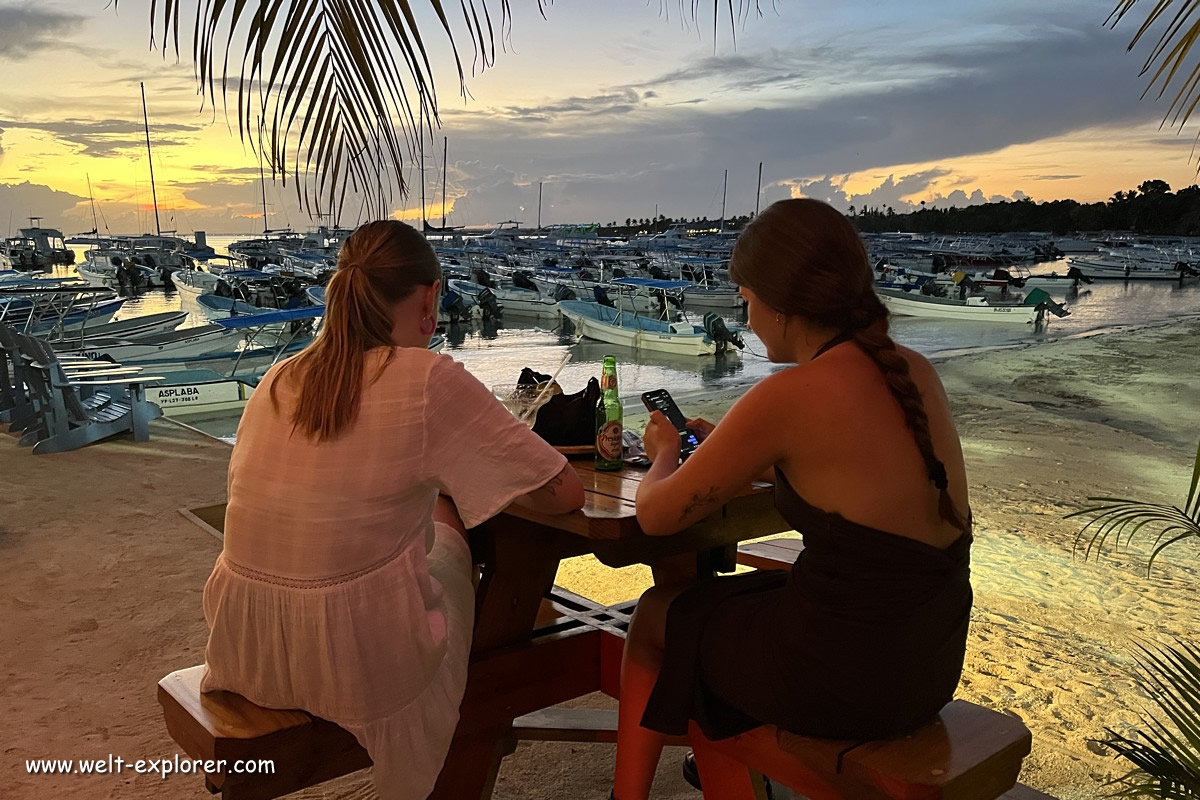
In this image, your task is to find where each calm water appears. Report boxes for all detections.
[60,240,1200,441]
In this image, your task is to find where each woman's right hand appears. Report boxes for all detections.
[685,417,716,442]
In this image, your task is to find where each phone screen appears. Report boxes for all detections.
[641,390,700,457]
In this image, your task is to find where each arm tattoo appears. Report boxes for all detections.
[543,473,563,497]
[681,486,721,521]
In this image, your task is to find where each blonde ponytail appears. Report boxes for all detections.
[270,220,441,441]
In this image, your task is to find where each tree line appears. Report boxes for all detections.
[593,181,1200,237]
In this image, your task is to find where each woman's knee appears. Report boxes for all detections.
[629,585,680,652]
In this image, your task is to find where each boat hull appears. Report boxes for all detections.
[558,304,716,356]
[877,289,1040,323]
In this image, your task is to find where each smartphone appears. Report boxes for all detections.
[641,389,700,459]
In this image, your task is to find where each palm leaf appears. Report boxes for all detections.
[113,1,763,219]
[1109,1,1200,165]
[1067,438,1200,575]
[1099,639,1200,798]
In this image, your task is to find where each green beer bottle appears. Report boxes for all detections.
[595,355,623,470]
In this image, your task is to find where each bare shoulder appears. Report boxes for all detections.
[896,345,950,402]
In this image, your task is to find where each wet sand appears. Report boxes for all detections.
[3,321,1198,799]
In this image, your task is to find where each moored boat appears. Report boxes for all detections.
[557,300,738,356]
[876,287,1063,324]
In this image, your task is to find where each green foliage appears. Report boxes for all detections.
[850,183,1200,235]
[1066,439,1200,576]
[1100,639,1200,798]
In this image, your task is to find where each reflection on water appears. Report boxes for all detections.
[53,245,1200,442]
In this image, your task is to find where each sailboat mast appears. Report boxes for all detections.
[419,105,426,228]
[755,161,763,216]
[87,175,100,235]
[719,169,727,232]
[140,82,161,237]
[441,136,448,228]
[537,182,543,230]
[258,133,269,237]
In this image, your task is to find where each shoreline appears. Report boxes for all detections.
[2,318,1198,799]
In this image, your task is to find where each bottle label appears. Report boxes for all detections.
[597,420,623,462]
[600,373,617,392]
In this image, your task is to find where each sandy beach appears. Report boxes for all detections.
[3,320,1198,800]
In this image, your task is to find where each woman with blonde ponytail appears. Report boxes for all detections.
[612,200,973,800]
[201,220,584,800]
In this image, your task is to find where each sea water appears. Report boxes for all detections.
[62,239,1200,441]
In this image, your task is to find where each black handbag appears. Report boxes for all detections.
[518,368,600,446]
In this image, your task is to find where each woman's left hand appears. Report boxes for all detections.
[643,411,682,465]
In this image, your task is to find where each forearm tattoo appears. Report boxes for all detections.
[681,486,721,521]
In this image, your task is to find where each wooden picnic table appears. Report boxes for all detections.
[433,459,788,799]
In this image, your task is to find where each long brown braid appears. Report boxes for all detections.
[730,198,968,533]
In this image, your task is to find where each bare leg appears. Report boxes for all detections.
[614,584,685,800]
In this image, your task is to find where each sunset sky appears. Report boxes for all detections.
[0,0,1197,234]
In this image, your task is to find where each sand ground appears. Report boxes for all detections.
[3,321,1198,800]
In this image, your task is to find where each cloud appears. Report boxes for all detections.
[0,181,88,229]
[1028,174,1083,181]
[418,13,1170,224]
[0,5,84,61]
[0,119,202,157]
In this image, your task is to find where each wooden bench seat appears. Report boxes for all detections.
[737,536,805,570]
[161,667,1041,800]
[158,667,371,799]
[689,700,1033,799]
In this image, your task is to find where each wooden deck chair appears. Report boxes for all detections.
[16,334,164,454]
[0,322,35,428]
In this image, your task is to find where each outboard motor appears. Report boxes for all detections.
[1025,288,1070,321]
[592,286,616,308]
[611,267,627,279]
[1176,261,1200,278]
[512,272,539,292]
[474,268,497,289]
[703,312,745,354]
[1065,266,1094,285]
[579,270,594,282]
[552,284,577,302]
[648,265,667,280]
[477,287,502,320]
[441,289,469,323]
[921,281,947,298]
[542,257,559,268]
[992,268,1024,288]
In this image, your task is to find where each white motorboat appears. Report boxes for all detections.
[50,311,188,346]
[56,323,248,363]
[557,301,742,356]
[447,278,559,317]
[876,287,1064,324]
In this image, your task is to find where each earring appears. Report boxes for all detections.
[775,312,783,324]
[419,316,435,335]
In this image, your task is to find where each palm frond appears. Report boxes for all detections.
[1099,639,1200,798]
[113,1,762,219]
[1109,1,1200,164]
[1067,437,1200,575]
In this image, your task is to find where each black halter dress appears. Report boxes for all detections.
[639,337,974,742]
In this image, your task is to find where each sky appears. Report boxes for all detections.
[0,0,1198,234]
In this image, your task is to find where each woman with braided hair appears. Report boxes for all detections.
[613,199,973,799]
